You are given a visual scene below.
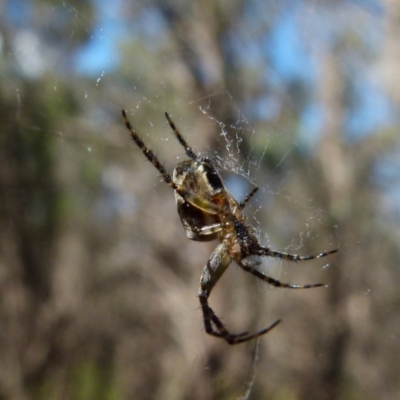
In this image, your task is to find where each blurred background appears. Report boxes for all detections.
[1,0,399,399]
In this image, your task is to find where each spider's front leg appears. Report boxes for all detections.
[199,243,280,345]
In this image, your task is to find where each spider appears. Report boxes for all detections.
[122,109,337,345]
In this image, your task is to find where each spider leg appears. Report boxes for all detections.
[199,294,281,344]
[183,193,221,215]
[191,216,243,238]
[256,246,338,262]
[122,110,178,189]
[239,261,324,289]
[165,112,197,160]
[123,110,198,202]
[193,223,224,237]
[199,243,281,345]
[199,296,247,339]
[238,187,259,210]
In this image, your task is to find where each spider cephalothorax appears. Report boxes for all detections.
[122,110,337,344]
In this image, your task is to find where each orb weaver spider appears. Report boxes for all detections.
[122,110,337,345]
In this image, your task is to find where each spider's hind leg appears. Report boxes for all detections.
[199,292,280,344]
[257,246,338,262]
[198,294,247,339]
[239,260,324,289]
[199,243,281,345]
